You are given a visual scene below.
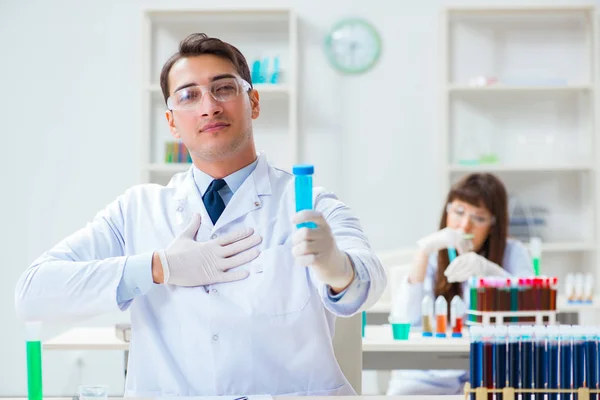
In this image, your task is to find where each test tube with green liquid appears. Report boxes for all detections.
[25,322,43,400]
[530,236,542,276]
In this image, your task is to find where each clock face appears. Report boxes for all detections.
[324,18,382,74]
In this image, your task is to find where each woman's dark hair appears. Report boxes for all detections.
[434,173,509,304]
[159,33,252,105]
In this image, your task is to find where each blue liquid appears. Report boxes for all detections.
[471,340,482,398]
[535,342,548,400]
[251,60,261,83]
[548,343,559,400]
[560,341,572,400]
[294,173,316,229]
[361,311,366,337]
[270,57,280,84]
[522,340,535,400]
[509,341,521,392]
[448,247,457,262]
[573,341,586,398]
[585,340,598,396]
[495,342,507,400]
[597,338,600,400]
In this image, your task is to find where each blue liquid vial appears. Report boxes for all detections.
[293,164,317,229]
[447,247,458,263]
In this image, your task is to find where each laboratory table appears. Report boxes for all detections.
[44,325,470,370]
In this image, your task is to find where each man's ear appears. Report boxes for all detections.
[250,90,260,119]
[165,110,180,139]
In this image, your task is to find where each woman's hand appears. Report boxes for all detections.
[444,252,510,283]
[417,227,473,256]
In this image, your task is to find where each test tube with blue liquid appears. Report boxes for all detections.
[447,233,474,262]
[293,164,317,229]
[469,326,483,400]
[546,326,560,400]
[494,325,508,400]
[584,327,598,400]
[533,325,548,400]
[573,326,586,399]
[559,325,573,400]
[521,326,535,400]
[507,326,522,400]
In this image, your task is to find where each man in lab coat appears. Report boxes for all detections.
[15,33,386,396]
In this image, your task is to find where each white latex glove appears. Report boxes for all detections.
[291,210,354,290]
[157,213,262,286]
[417,227,473,256]
[444,252,510,283]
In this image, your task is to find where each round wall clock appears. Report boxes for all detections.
[324,18,382,74]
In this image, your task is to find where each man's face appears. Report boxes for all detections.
[165,54,260,162]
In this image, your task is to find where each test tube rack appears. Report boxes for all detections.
[466,309,557,325]
[463,383,600,400]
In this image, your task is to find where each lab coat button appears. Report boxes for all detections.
[210,234,217,240]
[211,289,218,294]
[212,334,219,341]
[254,201,260,207]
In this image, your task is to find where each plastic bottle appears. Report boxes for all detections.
[450,295,465,338]
[584,273,594,304]
[435,296,448,338]
[421,295,433,337]
[565,274,575,303]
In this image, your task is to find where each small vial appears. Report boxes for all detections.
[421,295,433,337]
[565,274,575,303]
[584,273,594,304]
[435,295,448,338]
[293,164,316,229]
[450,295,465,337]
[574,273,585,303]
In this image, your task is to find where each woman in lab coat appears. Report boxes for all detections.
[387,173,533,395]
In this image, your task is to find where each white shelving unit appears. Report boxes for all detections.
[440,6,598,289]
[140,8,298,185]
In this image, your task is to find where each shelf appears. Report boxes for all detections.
[146,83,289,94]
[557,295,600,312]
[145,7,291,24]
[448,84,592,93]
[528,242,596,253]
[367,295,600,315]
[448,164,594,173]
[447,6,594,14]
[145,163,192,173]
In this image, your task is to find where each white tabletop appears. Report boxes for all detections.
[44,326,470,353]
[362,324,469,352]
[44,327,128,351]
[2,396,464,400]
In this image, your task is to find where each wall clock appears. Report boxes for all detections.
[324,18,382,74]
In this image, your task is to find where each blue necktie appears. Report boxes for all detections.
[203,179,227,224]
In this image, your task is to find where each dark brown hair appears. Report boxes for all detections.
[159,33,252,105]
[434,173,509,304]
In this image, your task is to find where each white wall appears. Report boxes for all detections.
[0,0,597,395]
